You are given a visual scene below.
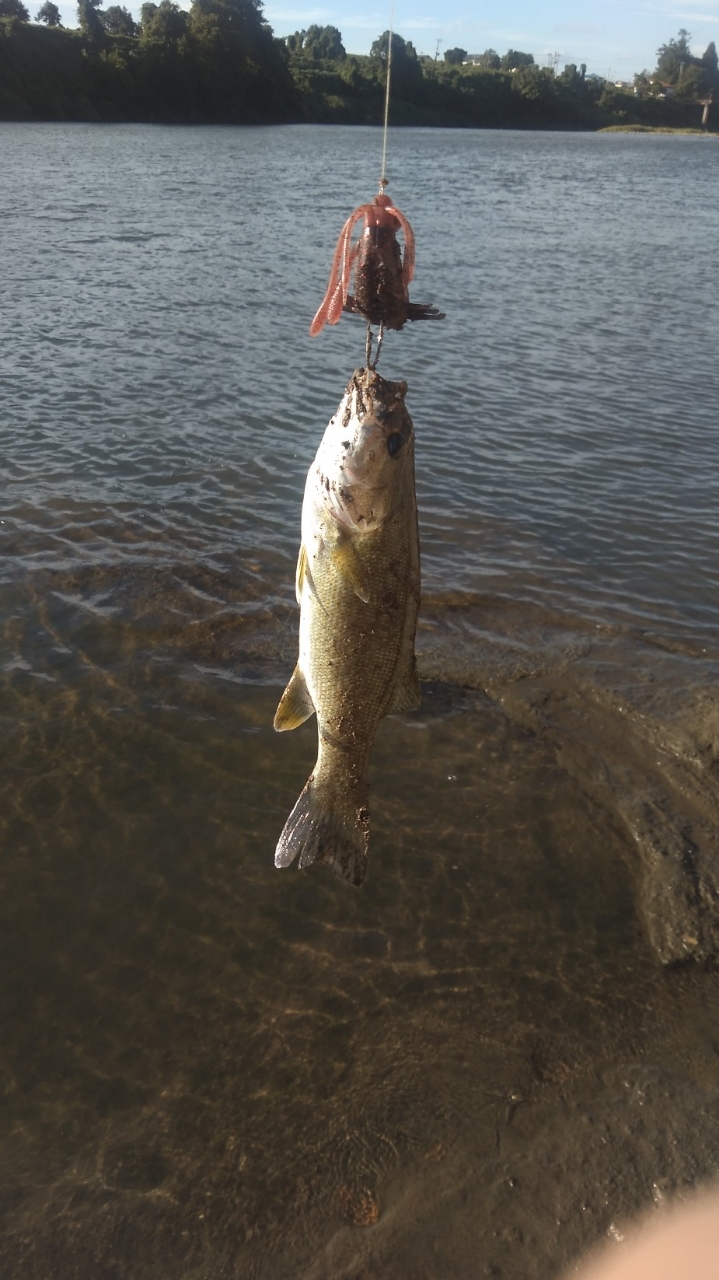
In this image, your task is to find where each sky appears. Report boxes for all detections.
[263,0,719,80]
[49,0,719,82]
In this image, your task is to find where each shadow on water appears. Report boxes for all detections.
[2,566,719,1280]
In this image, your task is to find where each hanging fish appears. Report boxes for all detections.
[310,194,445,337]
[274,366,421,886]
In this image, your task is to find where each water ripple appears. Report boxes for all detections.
[1,124,717,640]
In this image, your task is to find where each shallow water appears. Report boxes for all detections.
[1,123,719,1278]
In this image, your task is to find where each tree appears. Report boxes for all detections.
[701,41,718,76]
[0,0,30,17]
[370,30,418,66]
[185,0,296,122]
[370,29,422,95]
[443,47,466,65]
[476,48,500,69]
[141,0,188,44]
[188,0,279,69]
[341,54,361,88]
[369,28,425,102]
[560,62,579,85]
[656,29,693,83]
[512,64,554,101]
[191,0,267,37]
[102,3,137,33]
[302,23,345,60]
[77,0,105,40]
[676,62,710,100]
[35,0,62,22]
[501,49,534,70]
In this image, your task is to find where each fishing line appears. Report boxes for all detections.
[378,0,396,191]
[366,0,395,369]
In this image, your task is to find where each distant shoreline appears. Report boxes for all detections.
[2,19,715,133]
[1,120,717,134]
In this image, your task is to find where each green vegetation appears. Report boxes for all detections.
[35,1,62,23]
[634,29,718,104]
[0,11,717,128]
[0,0,296,121]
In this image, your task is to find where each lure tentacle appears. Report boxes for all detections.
[310,208,367,336]
[388,206,416,286]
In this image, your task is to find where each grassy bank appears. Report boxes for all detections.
[600,123,717,134]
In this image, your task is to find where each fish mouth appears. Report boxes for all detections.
[352,370,413,449]
[356,367,408,407]
[356,376,407,416]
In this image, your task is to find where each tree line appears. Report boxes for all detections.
[0,0,296,122]
[0,4,716,129]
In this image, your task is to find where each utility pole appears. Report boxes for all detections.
[435,38,442,62]
[546,51,560,74]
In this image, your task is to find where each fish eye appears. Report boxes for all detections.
[387,433,404,458]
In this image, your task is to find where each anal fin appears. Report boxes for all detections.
[388,654,421,714]
[274,664,315,732]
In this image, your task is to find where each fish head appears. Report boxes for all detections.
[314,369,414,533]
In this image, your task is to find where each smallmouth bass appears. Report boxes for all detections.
[274,367,421,886]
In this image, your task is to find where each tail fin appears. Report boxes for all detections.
[275,772,369,887]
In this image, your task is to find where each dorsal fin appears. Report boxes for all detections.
[388,654,421,714]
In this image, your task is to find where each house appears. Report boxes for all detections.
[646,77,675,97]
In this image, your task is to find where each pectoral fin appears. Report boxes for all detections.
[388,655,421,714]
[330,538,371,603]
[295,544,312,604]
[295,544,307,605]
[296,543,325,611]
[274,664,315,732]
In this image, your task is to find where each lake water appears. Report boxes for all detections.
[1,123,719,1279]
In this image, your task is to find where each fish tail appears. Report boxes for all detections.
[274,766,370,887]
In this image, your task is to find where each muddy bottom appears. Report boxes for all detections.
[1,572,719,1279]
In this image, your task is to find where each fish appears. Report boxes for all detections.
[274,366,421,886]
